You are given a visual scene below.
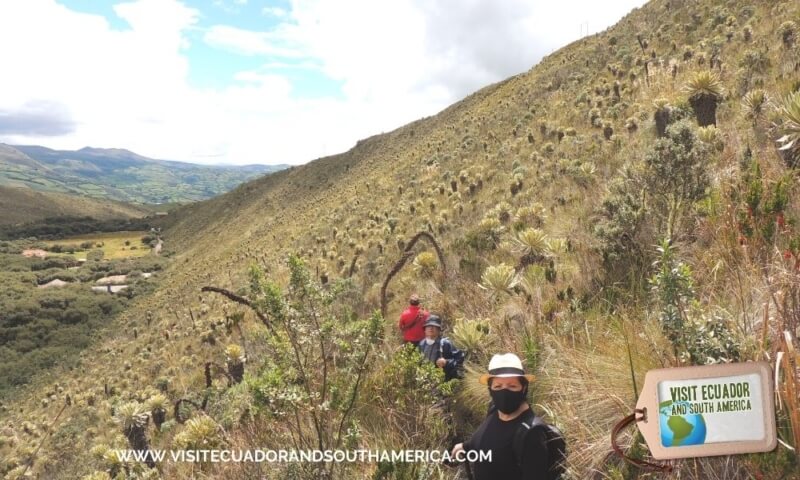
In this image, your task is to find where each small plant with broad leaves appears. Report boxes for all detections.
[480,263,519,297]
[776,90,800,168]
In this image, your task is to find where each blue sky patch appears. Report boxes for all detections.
[57,0,342,98]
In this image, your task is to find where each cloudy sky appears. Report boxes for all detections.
[0,0,646,165]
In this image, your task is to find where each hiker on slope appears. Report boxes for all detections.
[417,315,464,381]
[451,353,565,480]
[398,293,429,344]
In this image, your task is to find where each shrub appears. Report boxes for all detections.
[363,344,449,460]
[643,120,711,239]
[86,250,104,262]
[650,240,693,346]
[650,241,741,364]
[241,257,382,478]
[682,312,742,364]
[593,167,648,271]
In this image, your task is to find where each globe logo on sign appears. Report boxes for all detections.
[659,400,707,446]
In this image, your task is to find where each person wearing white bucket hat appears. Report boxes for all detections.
[451,353,564,480]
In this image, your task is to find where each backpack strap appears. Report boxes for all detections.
[511,410,537,468]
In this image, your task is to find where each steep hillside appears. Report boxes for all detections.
[0,185,151,226]
[0,144,288,204]
[3,0,800,479]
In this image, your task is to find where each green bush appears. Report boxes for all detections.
[643,120,710,239]
[86,250,105,262]
[0,243,162,398]
[240,256,382,479]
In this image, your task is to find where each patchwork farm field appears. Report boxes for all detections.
[42,230,154,259]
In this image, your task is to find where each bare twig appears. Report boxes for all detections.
[201,286,275,335]
[380,231,447,317]
[16,401,68,479]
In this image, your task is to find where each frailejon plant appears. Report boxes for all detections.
[514,228,548,258]
[479,263,518,297]
[653,98,672,137]
[172,415,223,451]
[696,125,718,144]
[683,71,725,126]
[742,89,768,124]
[513,204,546,231]
[224,344,246,384]
[411,251,438,277]
[778,21,797,48]
[113,401,155,468]
[625,116,638,133]
[90,444,126,479]
[451,318,492,363]
[513,228,551,271]
[146,394,168,431]
[776,90,800,168]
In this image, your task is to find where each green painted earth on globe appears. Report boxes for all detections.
[659,401,707,446]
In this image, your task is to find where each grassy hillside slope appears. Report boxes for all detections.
[2,0,800,478]
[0,186,151,226]
[0,144,288,204]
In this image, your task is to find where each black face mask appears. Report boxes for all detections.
[489,386,527,414]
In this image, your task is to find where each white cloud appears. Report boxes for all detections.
[262,6,288,18]
[0,0,646,166]
[204,25,305,58]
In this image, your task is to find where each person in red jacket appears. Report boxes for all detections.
[398,294,429,344]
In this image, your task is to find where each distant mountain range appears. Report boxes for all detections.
[0,143,288,204]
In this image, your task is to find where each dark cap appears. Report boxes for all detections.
[423,315,442,329]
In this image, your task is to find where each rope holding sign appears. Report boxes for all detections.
[610,408,673,473]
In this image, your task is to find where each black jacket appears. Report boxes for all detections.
[463,407,549,479]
